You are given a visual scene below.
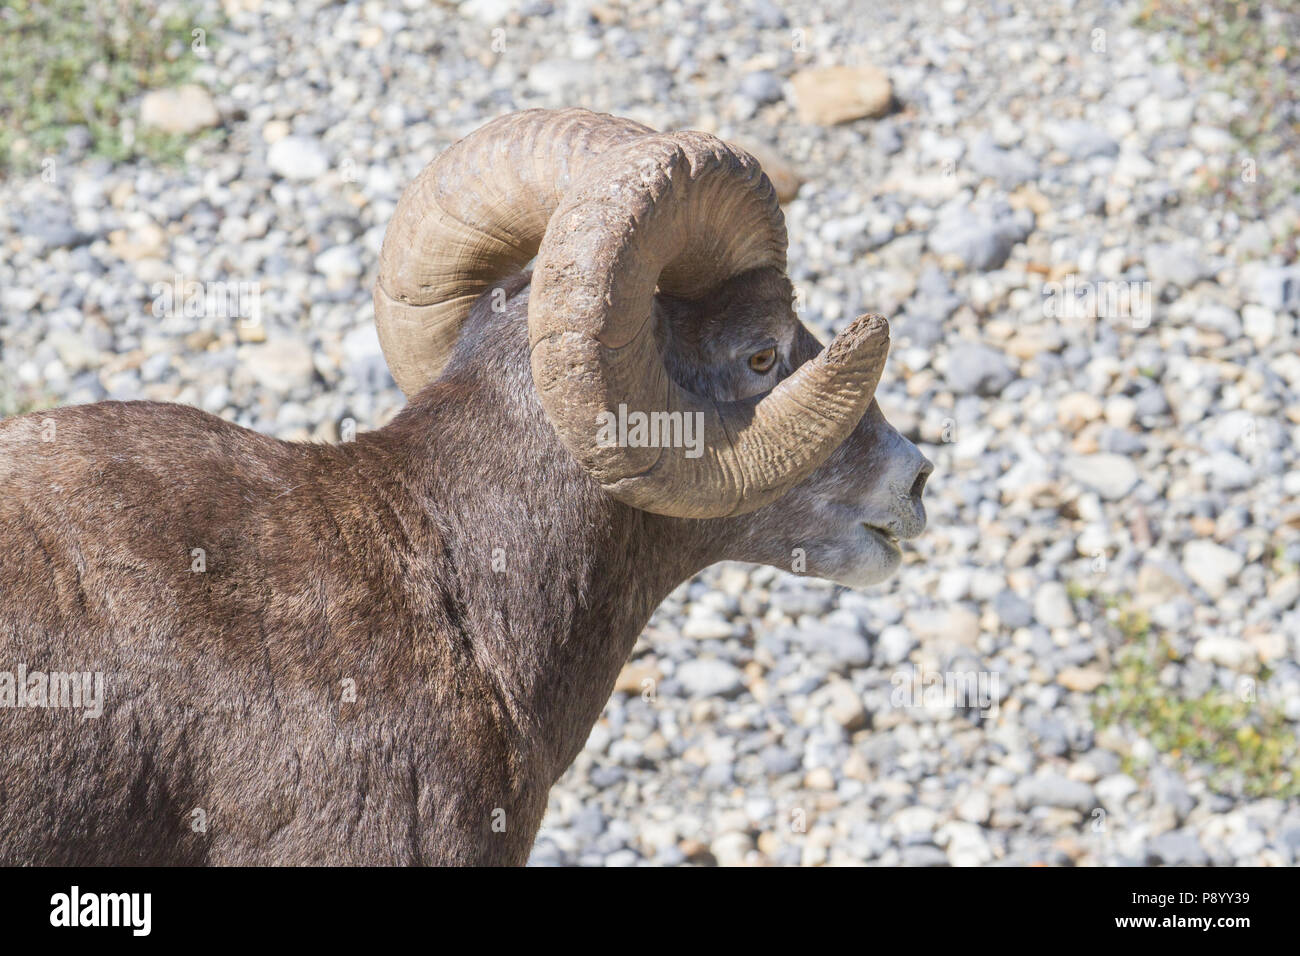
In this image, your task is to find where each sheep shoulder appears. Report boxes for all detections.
[0,401,528,864]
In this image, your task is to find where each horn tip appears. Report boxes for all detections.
[823,312,890,367]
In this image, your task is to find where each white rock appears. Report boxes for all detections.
[1200,452,1253,491]
[240,340,317,392]
[681,612,734,640]
[1268,573,1300,609]
[267,135,330,181]
[891,805,938,839]
[1190,124,1236,153]
[821,681,868,731]
[1193,636,1256,671]
[1183,540,1245,598]
[955,789,991,824]
[1063,453,1140,501]
[261,119,291,143]
[710,830,754,866]
[1015,773,1096,812]
[1095,773,1139,809]
[876,625,917,664]
[140,85,220,134]
[527,58,585,95]
[938,821,993,866]
[904,606,980,645]
[1241,305,1277,345]
[315,245,363,280]
[1034,581,1076,629]
[1076,524,1110,558]
[45,330,100,373]
[938,568,972,601]
[1103,395,1137,429]
[675,659,745,698]
[461,0,517,23]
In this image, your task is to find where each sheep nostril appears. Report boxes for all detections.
[909,462,932,501]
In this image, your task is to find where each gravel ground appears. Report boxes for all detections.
[2,0,1298,866]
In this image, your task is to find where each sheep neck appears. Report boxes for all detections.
[373,379,719,789]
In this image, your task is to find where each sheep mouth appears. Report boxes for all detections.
[860,523,900,553]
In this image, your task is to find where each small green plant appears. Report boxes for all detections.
[1134,0,1300,225]
[1065,580,1093,603]
[1065,582,1151,642]
[0,371,55,419]
[0,0,214,173]
[1094,635,1300,800]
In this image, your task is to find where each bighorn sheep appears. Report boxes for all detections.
[0,109,930,865]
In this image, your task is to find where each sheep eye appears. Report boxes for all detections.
[748,347,777,374]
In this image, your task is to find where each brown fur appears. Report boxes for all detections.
[0,270,926,864]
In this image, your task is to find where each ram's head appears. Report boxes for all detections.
[375,108,930,586]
